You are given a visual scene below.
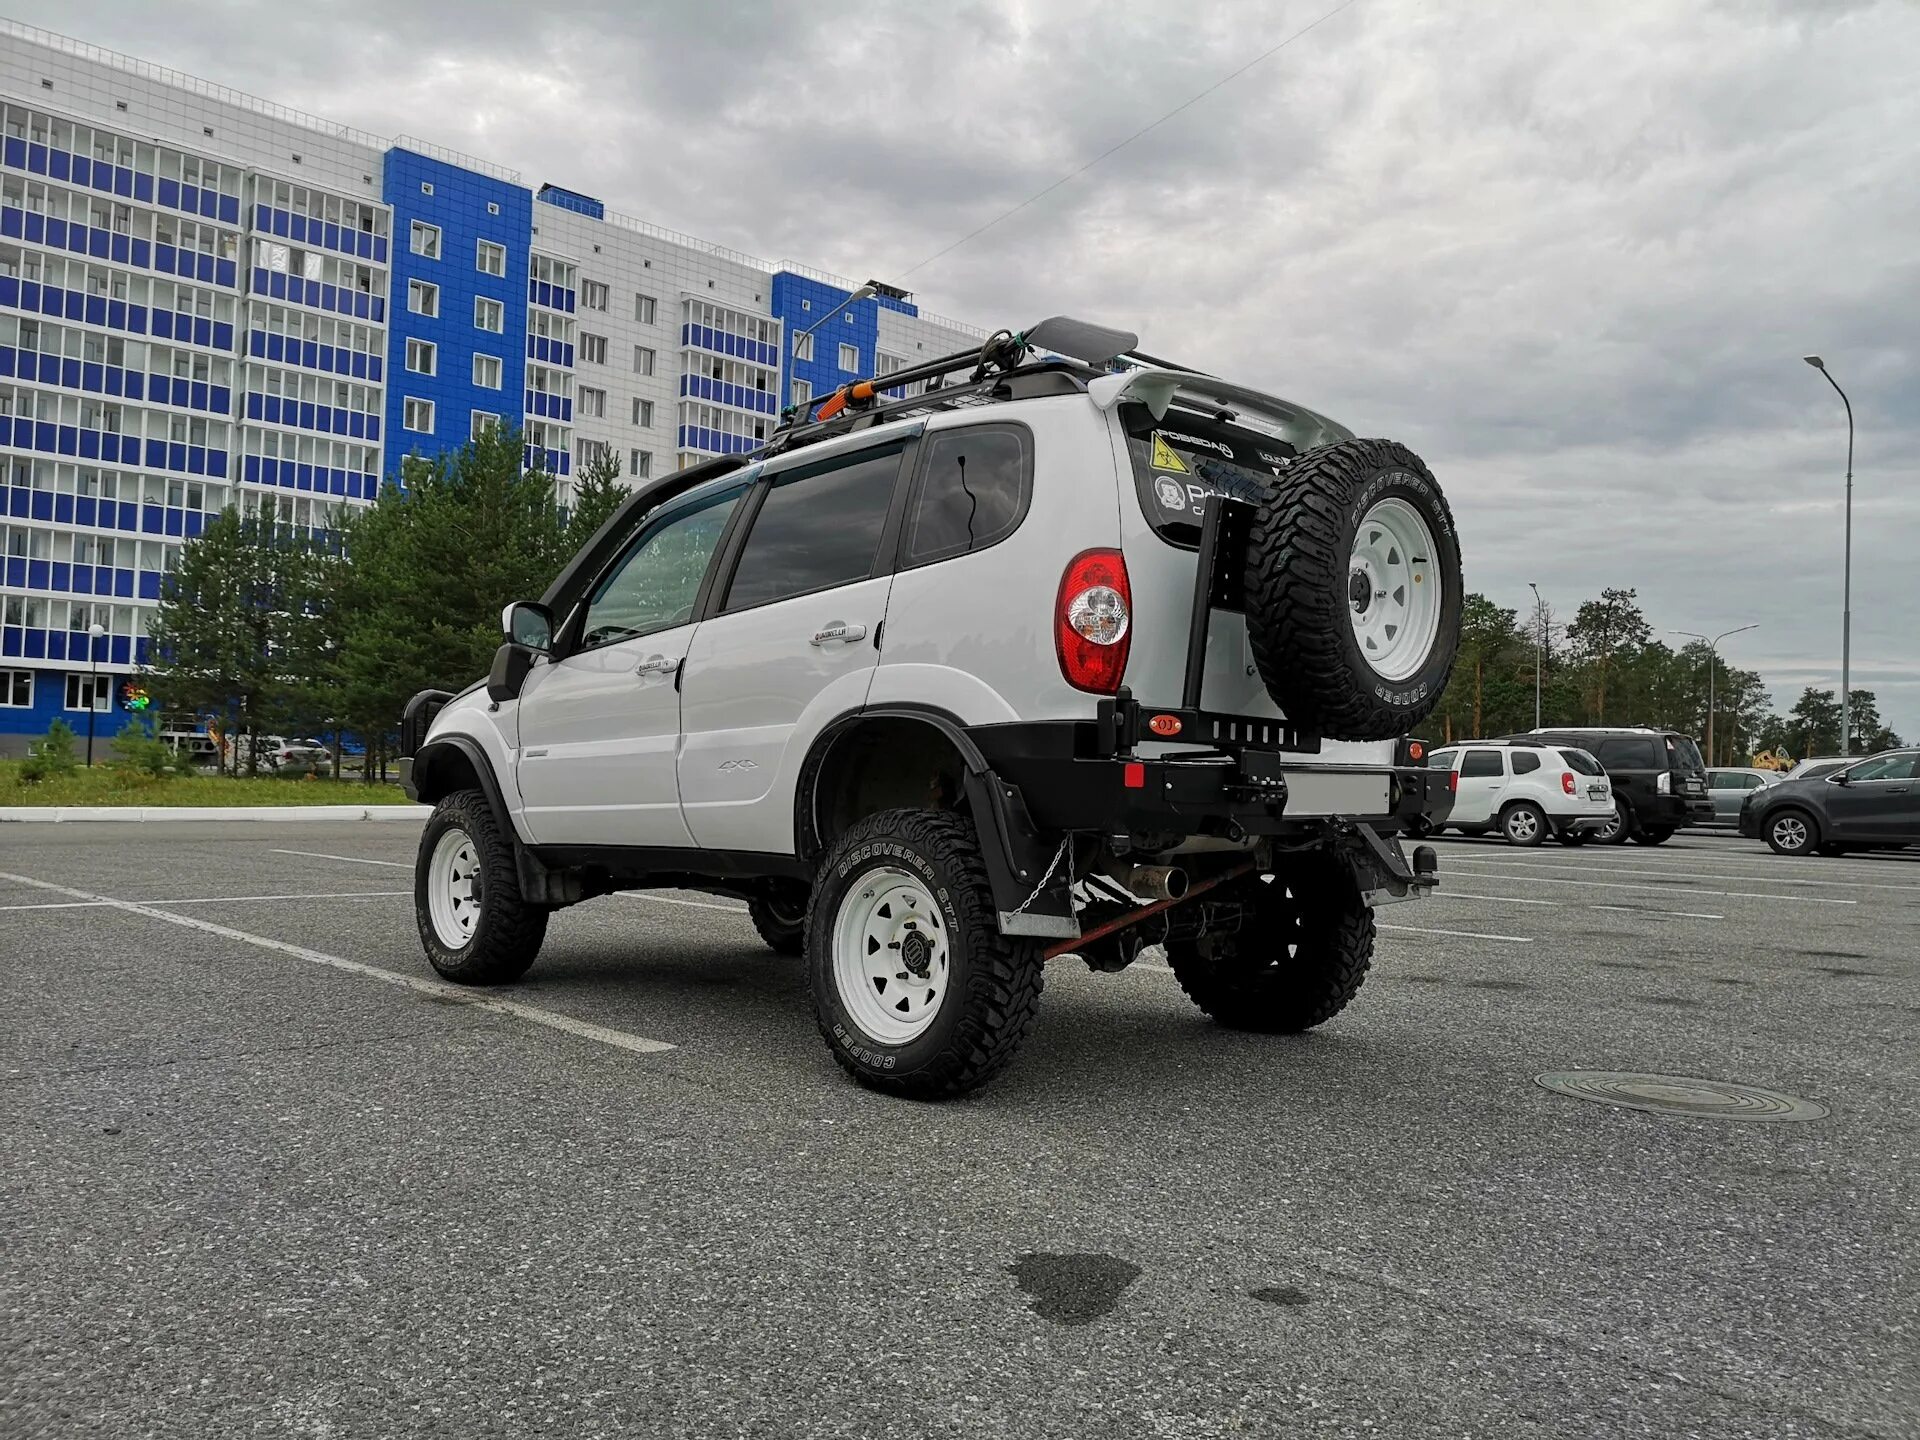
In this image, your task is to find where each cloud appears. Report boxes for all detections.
[19,0,1920,738]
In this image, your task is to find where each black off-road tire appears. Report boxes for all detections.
[1500,801,1548,847]
[1164,859,1374,1033]
[748,893,807,955]
[414,790,547,985]
[1631,826,1675,847]
[807,809,1044,1099]
[1244,439,1462,741]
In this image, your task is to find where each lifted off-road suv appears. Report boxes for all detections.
[400,318,1463,1097]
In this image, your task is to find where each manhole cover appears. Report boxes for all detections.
[1536,1071,1828,1122]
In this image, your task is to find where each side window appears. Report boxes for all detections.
[903,424,1031,566]
[1458,750,1502,778]
[1846,754,1918,782]
[1510,750,1541,775]
[1596,738,1660,769]
[580,486,743,649]
[723,446,905,613]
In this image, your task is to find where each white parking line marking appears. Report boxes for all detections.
[1438,854,1918,893]
[1432,892,1556,906]
[0,870,674,1057]
[1591,904,1726,920]
[0,891,411,912]
[1425,868,1856,904]
[621,893,750,913]
[0,899,116,911]
[1378,922,1534,943]
[272,848,409,869]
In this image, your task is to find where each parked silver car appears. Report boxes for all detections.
[1705,767,1784,825]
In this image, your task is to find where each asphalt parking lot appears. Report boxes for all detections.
[3,823,1916,1439]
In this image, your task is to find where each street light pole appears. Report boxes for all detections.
[1527,582,1543,729]
[787,282,877,414]
[1671,623,1758,766]
[85,620,107,766]
[1803,356,1854,754]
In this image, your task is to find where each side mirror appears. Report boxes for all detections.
[501,600,553,652]
[487,642,536,704]
[1831,772,1850,786]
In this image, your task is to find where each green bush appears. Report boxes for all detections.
[110,721,177,778]
[19,719,80,783]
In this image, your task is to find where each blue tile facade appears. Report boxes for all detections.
[381,149,532,467]
[769,273,920,411]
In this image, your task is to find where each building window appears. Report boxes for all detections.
[476,240,506,277]
[471,410,499,439]
[475,296,504,333]
[634,293,657,325]
[472,354,502,389]
[792,332,814,362]
[403,397,435,433]
[632,398,653,428]
[420,181,434,196]
[581,279,609,311]
[838,343,860,372]
[579,332,608,365]
[578,386,606,418]
[876,352,905,377]
[409,221,441,259]
[65,673,111,712]
[0,668,30,707]
[630,449,653,479]
[634,346,656,376]
[407,279,439,317]
[790,379,812,406]
[405,338,436,375]
[486,201,500,216]
[575,438,610,471]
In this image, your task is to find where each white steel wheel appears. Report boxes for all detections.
[1347,496,1442,683]
[831,867,950,1045]
[426,826,484,950]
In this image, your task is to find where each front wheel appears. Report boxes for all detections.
[807,809,1044,1099]
[1630,826,1675,847]
[1165,859,1374,1033]
[415,790,547,984]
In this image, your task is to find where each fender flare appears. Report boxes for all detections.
[411,738,581,906]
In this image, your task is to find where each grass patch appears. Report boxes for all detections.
[0,760,414,808]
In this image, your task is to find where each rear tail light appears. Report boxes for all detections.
[1055,548,1131,694]
[1561,772,1576,795]
[1657,771,1672,795]
[1448,771,1459,794]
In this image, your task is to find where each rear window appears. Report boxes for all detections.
[1121,403,1297,548]
[1666,734,1705,771]
[1595,737,1663,770]
[1560,748,1605,777]
[1427,749,1456,769]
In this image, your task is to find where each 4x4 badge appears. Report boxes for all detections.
[718,758,758,772]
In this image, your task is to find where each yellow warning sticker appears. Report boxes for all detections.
[1149,433,1188,474]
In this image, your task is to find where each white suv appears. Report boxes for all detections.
[401,318,1464,1097]
[1425,741,1613,846]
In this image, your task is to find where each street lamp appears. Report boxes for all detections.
[787,282,877,415]
[1527,582,1544,729]
[84,620,107,767]
[1803,355,1854,753]
[1671,623,1758,766]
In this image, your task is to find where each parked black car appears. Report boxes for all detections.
[1506,726,1712,845]
[1740,749,1920,856]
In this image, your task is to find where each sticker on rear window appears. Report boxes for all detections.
[1152,476,1187,512]
[1149,433,1188,474]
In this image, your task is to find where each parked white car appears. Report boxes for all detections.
[1426,741,1614,846]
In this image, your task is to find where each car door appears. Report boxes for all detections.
[1829,753,1919,842]
[1709,770,1752,822]
[1452,748,1504,824]
[513,480,747,848]
[676,436,914,855]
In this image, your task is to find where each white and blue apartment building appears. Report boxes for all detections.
[0,21,981,754]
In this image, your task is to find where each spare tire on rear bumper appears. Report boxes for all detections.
[1245,439,1461,741]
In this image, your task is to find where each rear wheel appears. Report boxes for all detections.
[1243,440,1462,741]
[807,809,1044,1099]
[1500,801,1547,847]
[1631,826,1675,846]
[1765,809,1818,857]
[1164,859,1373,1033]
[414,790,547,985]
[1594,801,1631,845]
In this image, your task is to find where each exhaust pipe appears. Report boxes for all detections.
[1127,865,1188,903]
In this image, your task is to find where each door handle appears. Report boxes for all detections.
[634,653,680,676]
[810,621,867,646]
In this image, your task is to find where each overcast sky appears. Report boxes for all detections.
[24,0,1919,738]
